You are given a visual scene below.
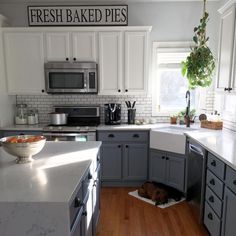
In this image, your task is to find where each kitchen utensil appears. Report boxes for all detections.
[125,101,130,108]
[49,112,68,125]
[0,135,46,164]
[104,103,121,125]
[132,101,136,109]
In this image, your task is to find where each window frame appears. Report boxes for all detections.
[151,41,199,117]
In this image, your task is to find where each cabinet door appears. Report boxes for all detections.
[149,150,166,184]
[92,165,101,236]
[72,32,97,61]
[217,6,235,91]
[124,31,148,94]
[166,154,185,191]
[3,31,45,94]
[123,143,148,180]
[98,32,123,95]
[222,187,236,236]
[45,32,70,61]
[101,143,122,180]
[83,192,93,236]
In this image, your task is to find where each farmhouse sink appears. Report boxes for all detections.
[150,126,197,154]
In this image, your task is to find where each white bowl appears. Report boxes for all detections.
[0,135,46,164]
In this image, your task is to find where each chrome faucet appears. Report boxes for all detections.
[185,90,191,127]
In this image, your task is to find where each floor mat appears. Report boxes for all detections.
[128,190,185,209]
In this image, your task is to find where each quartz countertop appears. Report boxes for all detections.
[185,129,236,170]
[0,141,101,203]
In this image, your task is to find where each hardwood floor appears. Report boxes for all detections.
[96,187,209,236]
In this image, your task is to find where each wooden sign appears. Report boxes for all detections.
[28,5,128,26]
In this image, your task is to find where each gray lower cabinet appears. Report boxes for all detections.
[100,143,122,180]
[221,187,236,236]
[123,143,148,180]
[97,131,149,184]
[149,149,185,192]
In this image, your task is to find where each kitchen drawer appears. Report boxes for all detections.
[69,182,83,230]
[97,131,148,142]
[204,202,221,236]
[205,185,223,218]
[207,152,225,180]
[206,170,224,199]
[225,165,236,195]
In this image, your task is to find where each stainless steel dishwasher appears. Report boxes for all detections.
[186,138,206,223]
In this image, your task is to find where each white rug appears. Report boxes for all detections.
[128,190,185,209]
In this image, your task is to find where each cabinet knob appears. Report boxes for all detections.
[73,57,76,61]
[166,157,169,160]
[133,134,139,138]
[209,196,214,203]
[211,160,216,167]
[209,179,215,186]
[118,89,121,92]
[207,213,213,220]
[88,172,93,180]
[19,133,25,136]
[66,58,69,61]
[126,145,129,148]
[74,197,82,208]
[41,89,45,93]
[82,211,87,216]
[108,134,114,138]
[118,145,121,148]
[233,180,236,185]
[229,87,233,91]
[224,87,229,91]
[125,89,128,92]
[97,156,100,162]
[162,156,165,159]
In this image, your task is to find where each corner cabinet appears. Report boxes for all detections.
[217,5,236,93]
[3,31,45,95]
[149,149,186,192]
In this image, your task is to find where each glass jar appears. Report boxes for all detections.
[27,109,36,125]
[15,104,28,125]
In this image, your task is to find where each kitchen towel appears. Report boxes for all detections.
[128,190,185,209]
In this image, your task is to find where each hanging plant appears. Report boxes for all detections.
[181,0,215,90]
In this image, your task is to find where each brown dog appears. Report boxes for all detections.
[138,181,168,205]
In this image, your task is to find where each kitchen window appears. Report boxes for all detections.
[152,42,198,116]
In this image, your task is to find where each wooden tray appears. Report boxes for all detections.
[200,120,223,130]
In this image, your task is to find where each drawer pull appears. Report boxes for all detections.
[233,180,236,185]
[211,160,216,167]
[133,134,140,138]
[88,172,93,180]
[209,196,214,203]
[97,156,100,162]
[108,134,114,138]
[208,213,213,220]
[74,197,82,208]
[209,179,215,186]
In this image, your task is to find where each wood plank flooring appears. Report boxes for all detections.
[96,187,209,236]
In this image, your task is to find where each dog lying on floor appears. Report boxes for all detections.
[138,181,182,205]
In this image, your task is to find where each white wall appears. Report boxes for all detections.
[0,29,15,127]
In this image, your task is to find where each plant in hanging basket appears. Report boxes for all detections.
[182,2,215,90]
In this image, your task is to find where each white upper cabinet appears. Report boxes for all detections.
[72,32,97,61]
[45,31,97,62]
[98,32,123,95]
[3,31,45,95]
[124,31,148,94]
[217,5,236,93]
[45,32,70,61]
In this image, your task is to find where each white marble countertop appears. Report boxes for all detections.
[0,141,101,203]
[185,129,236,170]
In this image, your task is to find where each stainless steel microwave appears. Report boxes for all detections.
[45,62,98,94]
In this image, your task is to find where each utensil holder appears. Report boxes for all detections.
[128,109,136,124]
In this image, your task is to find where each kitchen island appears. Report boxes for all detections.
[0,141,101,236]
